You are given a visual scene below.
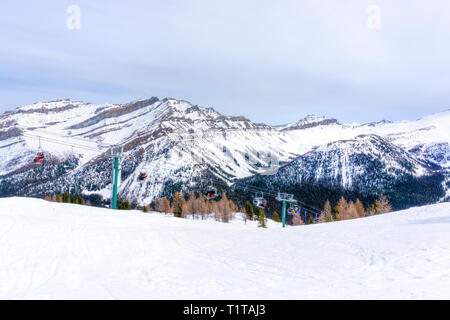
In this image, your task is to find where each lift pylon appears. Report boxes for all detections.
[276,192,297,228]
[110,146,123,210]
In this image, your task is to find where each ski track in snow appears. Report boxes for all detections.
[0,197,449,299]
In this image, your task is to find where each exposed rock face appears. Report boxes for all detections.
[276,115,339,131]
[0,98,448,208]
[238,135,444,210]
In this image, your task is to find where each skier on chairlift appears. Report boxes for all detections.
[253,192,267,209]
[33,137,45,164]
[33,152,45,164]
[205,185,218,200]
[288,205,301,215]
[138,172,147,181]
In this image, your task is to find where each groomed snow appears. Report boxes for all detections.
[0,197,449,299]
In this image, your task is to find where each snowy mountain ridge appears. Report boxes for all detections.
[275,114,339,131]
[240,133,445,210]
[0,97,449,206]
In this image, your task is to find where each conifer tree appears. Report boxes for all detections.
[258,211,267,228]
[345,201,359,220]
[319,200,332,222]
[272,211,281,222]
[216,192,231,222]
[255,207,264,221]
[334,196,347,221]
[370,200,380,215]
[172,192,183,218]
[194,194,207,219]
[143,205,148,213]
[245,201,254,220]
[292,215,305,225]
[75,195,84,205]
[354,198,366,217]
[186,191,196,217]
[377,195,392,213]
[158,197,171,214]
[55,194,62,203]
[118,200,131,210]
[229,199,238,215]
[182,202,191,218]
[62,192,71,203]
[182,193,194,218]
[308,216,314,224]
[210,201,220,220]
[370,195,392,215]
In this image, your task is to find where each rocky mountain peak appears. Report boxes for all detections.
[277,114,339,131]
[0,97,448,209]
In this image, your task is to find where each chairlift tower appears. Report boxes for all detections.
[276,192,296,228]
[110,146,123,210]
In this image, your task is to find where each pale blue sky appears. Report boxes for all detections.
[1,0,450,124]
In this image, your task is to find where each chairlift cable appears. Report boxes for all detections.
[18,124,323,214]
[16,125,115,149]
[22,133,106,154]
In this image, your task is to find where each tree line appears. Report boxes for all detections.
[155,191,239,223]
[43,190,393,228]
[244,194,392,227]
[44,192,90,206]
[43,192,131,209]
[318,195,392,223]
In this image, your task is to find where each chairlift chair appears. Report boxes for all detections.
[33,136,45,164]
[253,192,267,209]
[138,172,148,181]
[205,186,217,200]
[33,152,45,164]
[288,204,301,215]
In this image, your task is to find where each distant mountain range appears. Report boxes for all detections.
[0,97,448,210]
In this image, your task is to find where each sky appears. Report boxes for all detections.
[1,0,450,125]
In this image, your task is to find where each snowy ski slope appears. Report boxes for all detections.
[0,197,449,299]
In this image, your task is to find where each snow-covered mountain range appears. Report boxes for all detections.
[241,134,446,210]
[0,97,448,208]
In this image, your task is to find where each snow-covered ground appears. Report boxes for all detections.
[0,197,449,299]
